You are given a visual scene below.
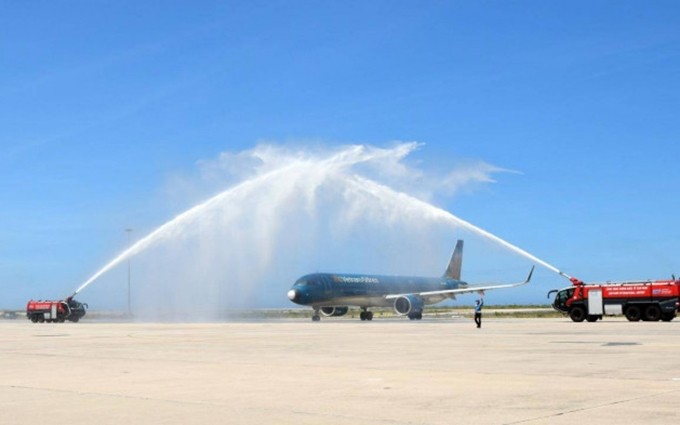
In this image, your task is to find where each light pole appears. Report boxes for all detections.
[125,228,133,317]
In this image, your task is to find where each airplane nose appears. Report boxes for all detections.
[287,289,297,301]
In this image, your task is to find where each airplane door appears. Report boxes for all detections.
[588,289,603,315]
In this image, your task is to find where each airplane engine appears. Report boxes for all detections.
[320,306,349,317]
[393,295,424,316]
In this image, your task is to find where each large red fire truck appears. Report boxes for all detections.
[550,276,680,322]
[26,297,88,323]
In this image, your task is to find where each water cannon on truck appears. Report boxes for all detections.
[548,274,680,322]
[26,296,88,323]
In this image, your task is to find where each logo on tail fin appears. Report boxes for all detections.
[444,240,463,280]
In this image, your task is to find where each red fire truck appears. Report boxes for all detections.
[550,276,680,322]
[26,297,88,323]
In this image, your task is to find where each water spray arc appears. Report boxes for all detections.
[71,163,299,297]
[344,175,567,276]
[72,143,569,303]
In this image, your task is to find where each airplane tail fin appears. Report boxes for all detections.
[443,240,464,280]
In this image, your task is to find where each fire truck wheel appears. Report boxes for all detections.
[569,306,586,322]
[624,306,641,322]
[30,316,38,323]
[644,305,661,321]
[661,313,675,322]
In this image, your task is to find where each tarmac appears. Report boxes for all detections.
[1,317,679,425]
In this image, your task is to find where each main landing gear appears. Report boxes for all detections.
[359,309,373,321]
[408,312,423,320]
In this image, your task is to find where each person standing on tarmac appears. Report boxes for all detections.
[474,298,484,328]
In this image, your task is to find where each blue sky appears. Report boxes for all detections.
[2,1,679,310]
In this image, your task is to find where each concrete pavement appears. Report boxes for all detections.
[1,318,679,424]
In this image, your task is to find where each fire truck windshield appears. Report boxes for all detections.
[553,288,574,311]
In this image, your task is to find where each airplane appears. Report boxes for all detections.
[287,240,535,321]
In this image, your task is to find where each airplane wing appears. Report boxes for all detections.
[385,266,534,301]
